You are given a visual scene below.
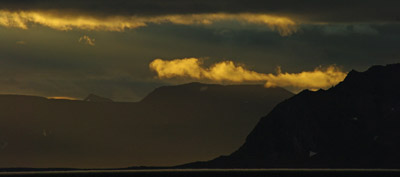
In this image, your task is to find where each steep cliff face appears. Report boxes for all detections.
[182,64,400,168]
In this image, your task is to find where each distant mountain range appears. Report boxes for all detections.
[181,64,400,169]
[0,82,293,168]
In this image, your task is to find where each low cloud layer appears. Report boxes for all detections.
[150,58,347,90]
[0,10,297,36]
[264,66,347,89]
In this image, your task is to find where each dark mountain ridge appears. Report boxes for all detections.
[141,82,289,104]
[181,63,400,168]
[0,83,293,168]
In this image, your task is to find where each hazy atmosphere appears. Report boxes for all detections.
[0,0,399,101]
[0,0,400,170]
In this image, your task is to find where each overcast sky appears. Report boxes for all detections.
[0,0,399,101]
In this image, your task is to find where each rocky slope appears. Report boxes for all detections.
[182,64,400,168]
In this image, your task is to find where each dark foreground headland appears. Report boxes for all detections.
[181,63,400,169]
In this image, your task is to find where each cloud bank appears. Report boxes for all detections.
[150,58,347,90]
[0,0,398,23]
[1,1,398,36]
[0,10,297,36]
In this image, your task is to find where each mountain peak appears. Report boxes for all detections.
[83,94,113,102]
[0,82,294,168]
[139,82,292,104]
[344,63,400,81]
[182,63,400,169]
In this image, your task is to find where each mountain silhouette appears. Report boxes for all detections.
[181,64,400,168]
[84,94,113,102]
[0,83,293,168]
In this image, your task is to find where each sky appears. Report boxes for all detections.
[0,0,399,101]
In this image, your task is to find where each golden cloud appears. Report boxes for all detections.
[264,66,347,88]
[150,58,347,90]
[0,10,297,36]
[47,96,79,100]
[79,35,95,46]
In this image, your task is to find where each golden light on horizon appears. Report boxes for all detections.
[47,96,79,100]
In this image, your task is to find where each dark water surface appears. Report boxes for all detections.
[1,169,400,177]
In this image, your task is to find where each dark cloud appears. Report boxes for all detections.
[136,23,400,71]
[0,20,399,101]
[0,0,399,23]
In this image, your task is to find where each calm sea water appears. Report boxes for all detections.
[1,169,400,177]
